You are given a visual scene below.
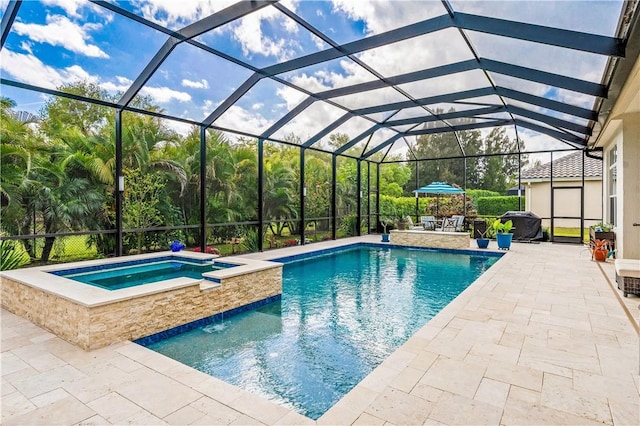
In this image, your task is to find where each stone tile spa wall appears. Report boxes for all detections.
[1,266,282,350]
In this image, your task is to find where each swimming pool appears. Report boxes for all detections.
[51,257,233,290]
[142,244,501,419]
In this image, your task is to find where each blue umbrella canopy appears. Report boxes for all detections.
[413,181,465,195]
[413,182,464,220]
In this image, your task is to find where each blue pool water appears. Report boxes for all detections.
[55,259,227,290]
[145,245,500,419]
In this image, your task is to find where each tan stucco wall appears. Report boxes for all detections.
[596,51,640,259]
[524,179,602,229]
[618,117,640,259]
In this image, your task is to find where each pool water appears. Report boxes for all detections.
[59,260,225,290]
[145,246,500,419]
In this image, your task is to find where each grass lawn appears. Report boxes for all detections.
[553,227,590,242]
[11,235,98,266]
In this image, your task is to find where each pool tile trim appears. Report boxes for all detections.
[49,254,217,276]
[0,251,281,307]
[133,294,282,346]
[271,241,504,264]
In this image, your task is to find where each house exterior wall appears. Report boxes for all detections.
[618,117,640,259]
[524,179,602,229]
[597,50,640,259]
[602,117,640,259]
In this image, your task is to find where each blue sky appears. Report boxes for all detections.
[0,0,625,156]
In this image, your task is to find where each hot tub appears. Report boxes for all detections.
[0,251,282,350]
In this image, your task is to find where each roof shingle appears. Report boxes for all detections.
[521,151,602,180]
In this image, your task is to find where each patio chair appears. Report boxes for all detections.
[406,216,423,230]
[441,217,459,232]
[451,215,465,232]
[421,215,436,230]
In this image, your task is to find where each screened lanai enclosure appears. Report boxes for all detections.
[1,0,639,264]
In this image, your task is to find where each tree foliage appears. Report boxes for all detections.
[1,83,528,262]
[405,111,527,194]
[122,168,165,253]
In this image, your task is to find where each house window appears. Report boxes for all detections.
[608,145,617,226]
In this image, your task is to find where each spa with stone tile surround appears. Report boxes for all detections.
[0,251,282,350]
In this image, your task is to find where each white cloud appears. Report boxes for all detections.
[0,50,97,89]
[19,41,33,54]
[309,32,327,50]
[182,78,209,89]
[135,0,236,28]
[100,76,191,104]
[164,119,194,137]
[64,65,99,84]
[115,75,131,85]
[12,14,108,58]
[40,0,85,18]
[201,99,215,116]
[519,131,576,164]
[233,10,291,61]
[331,0,443,35]
[252,103,264,110]
[100,77,130,94]
[141,86,191,103]
[215,105,273,137]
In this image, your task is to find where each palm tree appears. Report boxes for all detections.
[264,157,298,237]
[0,98,43,257]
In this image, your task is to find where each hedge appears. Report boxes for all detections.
[376,194,475,221]
[477,196,525,216]
[466,189,501,208]
[378,195,428,220]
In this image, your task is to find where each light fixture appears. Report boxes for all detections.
[118,175,125,192]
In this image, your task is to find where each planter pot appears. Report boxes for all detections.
[397,222,407,230]
[589,228,614,242]
[593,248,608,262]
[170,240,185,252]
[381,233,390,242]
[476,238,490,249]
[496,233,513,250]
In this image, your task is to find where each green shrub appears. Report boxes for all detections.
[477,196,524,216]
[379,195,428,219]
[377,194,477,224]
[339,214,359,237]
[466,189,501,208]
[241,228,260,253]
[0,240,30,270]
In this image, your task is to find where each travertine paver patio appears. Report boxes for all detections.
[2,236,639,425]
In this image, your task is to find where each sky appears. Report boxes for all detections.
[0,0,626,160]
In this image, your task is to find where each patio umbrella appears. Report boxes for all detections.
[413,181,464,221]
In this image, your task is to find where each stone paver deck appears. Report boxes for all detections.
[2,236,639,425]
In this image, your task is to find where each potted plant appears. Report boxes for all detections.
[591,239,609,261]
[380,214,393,242]
[170,240,185,252]
[492,219,513,250]
[396,214,408,231]
[590,222,614,243]
[475,219,493,249]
